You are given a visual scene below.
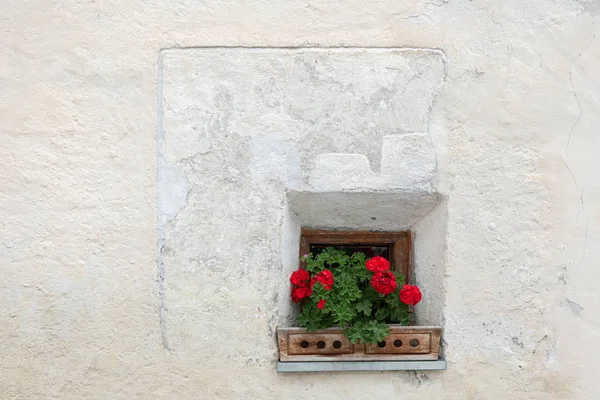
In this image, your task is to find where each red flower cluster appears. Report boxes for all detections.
[290,269,310,285]
[365,256,390,273]
[312,269,334,290]
[290,269,312,303]
[289,269,335,303]
[399,284,422,306]
[291,286,311,303]
[371,271,397,295]
[290,251,424,335]
[317,299,326,310]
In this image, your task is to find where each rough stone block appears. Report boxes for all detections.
[311,154,376,191]
[381,133,436,188]
[308,133,437,192]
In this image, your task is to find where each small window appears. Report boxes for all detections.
[299,228,412,283]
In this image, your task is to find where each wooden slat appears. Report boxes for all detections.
[288,333,353,355]
[299,236,310,269]
[391,240,401,274]
[430,326,441,358]
[277,327,290,362]
[301,228,407,244]
[407,230,413,283]
[391,236,409,280]
[364,333,430,354]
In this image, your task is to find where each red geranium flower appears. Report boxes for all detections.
[366,256,390,273]
[317,299,326,310]
[290,269,310,286]
[311,269,334,290]
[399,284,422,306]
[371,271,397,295]
[291,285,312,303]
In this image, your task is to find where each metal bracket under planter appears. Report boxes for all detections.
[277,325,442,362]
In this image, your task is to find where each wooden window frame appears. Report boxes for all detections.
[299,228,412,283]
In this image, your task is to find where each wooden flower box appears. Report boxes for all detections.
[277,325,441,362]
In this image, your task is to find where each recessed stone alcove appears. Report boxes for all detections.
[158,47,447,356]
[282,140,448,328]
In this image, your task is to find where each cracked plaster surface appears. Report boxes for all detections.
[1,0,600,399]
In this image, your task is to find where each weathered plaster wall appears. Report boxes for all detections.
[1,1,599,399]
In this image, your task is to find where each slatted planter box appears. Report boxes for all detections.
[277,325,441,362]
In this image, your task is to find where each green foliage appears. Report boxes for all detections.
[296,298,334,331]
[344,321,390,344]
[296,247,412,344]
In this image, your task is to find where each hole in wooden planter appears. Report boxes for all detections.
[300,340,309,349]
[410,339,419,347]
[377,341,386,348]
[394,339,403,348]
[333,340,342,349]
[317,341,326,349]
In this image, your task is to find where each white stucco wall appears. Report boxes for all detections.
[1,1,599,399]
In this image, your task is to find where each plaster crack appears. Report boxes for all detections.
[163,97,173,112]
[409,371,423,387]
[567,298,584,315]
[565,32,595,156]
[391,72,424,97]
[450,69,485,80]
[565,110,583,158]
[580,221,590,267]
[426,0,450,6]
[426,53,448,134]
[396,13,433,22]
[491,9,499,25]
[532,334,548,354]
[576,188,585,227]
[564,32,595,229]
[178,153,202,164]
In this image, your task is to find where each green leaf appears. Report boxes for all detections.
[388,301,410,324]
[375,308,389,321]
[393,271,406,287]
[355,299,372,316]
[344,321,390,344]
[296,300,334,331]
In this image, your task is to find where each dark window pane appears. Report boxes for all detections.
[309,245,389,260]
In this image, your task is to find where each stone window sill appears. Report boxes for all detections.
[276,356,446,372]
